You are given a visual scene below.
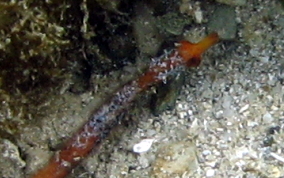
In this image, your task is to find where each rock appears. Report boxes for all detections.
[24,147,51,175]
[150,72,185,116]
[133,4,162,56]
[207,5,237,40]
[156,12,192,36]
[216,0,246,6]
[151,140,198,177]
[262,112,274,123]
[0,139,25,178]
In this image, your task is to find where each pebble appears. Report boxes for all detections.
[133,139,155,153]
[206,169,215,177]
[239,104,249,113]
[262,112,274,123]
[151,141,198,177]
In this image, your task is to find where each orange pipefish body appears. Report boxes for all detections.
[31,32,219,178]
[138,33,219,89]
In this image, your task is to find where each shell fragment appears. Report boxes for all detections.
[133,139,155,153]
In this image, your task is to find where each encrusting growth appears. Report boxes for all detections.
[31,32,219,178]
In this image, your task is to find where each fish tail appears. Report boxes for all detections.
[177,32,219,67]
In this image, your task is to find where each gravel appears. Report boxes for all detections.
[2,0,284,178]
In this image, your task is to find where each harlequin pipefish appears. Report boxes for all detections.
[31,32,219,178]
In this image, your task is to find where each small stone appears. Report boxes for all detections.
[133,139,155,153]
[216,0,246,6]
[178,111,187,119]
[206,169,215,177]
[259,55,270,63]
[138,155,150,168]
[247,120,258,127]
[239,104,249,113]
[215,110,223,119]
[269,166,281,177]
[222,94,232,109]
[194,9,203,23]
[270,152,284,163]
[262,112,274,123]
[202,150,212,156]
[151,141,198,177]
